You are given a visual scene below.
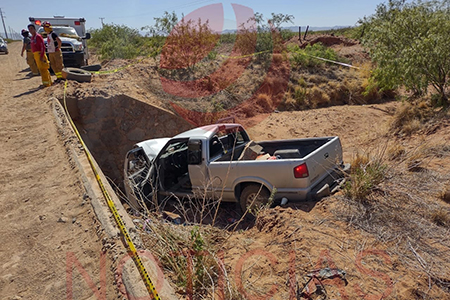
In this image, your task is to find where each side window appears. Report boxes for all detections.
[209,135,224,159]
[188,140,202,165]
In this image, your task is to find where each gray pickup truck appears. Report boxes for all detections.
[124,124,348,212]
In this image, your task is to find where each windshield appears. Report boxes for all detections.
[38,27,79,38]
[0,38,4,43]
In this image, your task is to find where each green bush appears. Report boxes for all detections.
[361,0,450,106]
[88,24,146,59]
[288,43,342,68]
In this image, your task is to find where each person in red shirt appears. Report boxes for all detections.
[27,24,52,87]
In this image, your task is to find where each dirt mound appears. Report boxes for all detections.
[294,34,359,48]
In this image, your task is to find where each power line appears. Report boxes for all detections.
[0,8,8,39]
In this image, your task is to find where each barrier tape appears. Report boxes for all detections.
[304,54,360,69]
[62,80,161,300]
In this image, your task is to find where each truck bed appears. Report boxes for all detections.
[216,137,333,162]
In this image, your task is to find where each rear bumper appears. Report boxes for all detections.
[275,163,350,201]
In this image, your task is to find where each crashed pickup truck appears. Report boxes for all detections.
[124,123,348,211]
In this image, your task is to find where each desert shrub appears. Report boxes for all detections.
[219,33,236,44]
[344,152,387,202]
[361,0,450,106]
[234,12,293,59]
[255,93,273,111]
[390,101,434,136]
[307,86,330,107]
[207,50,217,60]
[89,24,145,59]
[142,219,235,299]
[160,18,219,70]
[288,43,342,68]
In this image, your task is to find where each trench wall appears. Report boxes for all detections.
[66,95,192,186]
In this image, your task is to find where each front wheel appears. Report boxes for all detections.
[239,184,270,214]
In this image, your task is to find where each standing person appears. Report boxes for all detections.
[20,29,39,76]
[27,23,52,87]
[43,22,64,82]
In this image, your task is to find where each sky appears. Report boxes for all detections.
[1,0,385,37]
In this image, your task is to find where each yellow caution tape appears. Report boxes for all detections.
[62,80,161,300]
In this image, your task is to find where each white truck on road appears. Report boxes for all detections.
[29,16,91,67]
[124,123,348,212]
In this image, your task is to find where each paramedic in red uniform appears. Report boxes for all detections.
[27,23,52,87]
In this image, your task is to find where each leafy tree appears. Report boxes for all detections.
[160,18,218,69]
[235,12,294,56]
[141,11,180,37]
[361,0,450,106]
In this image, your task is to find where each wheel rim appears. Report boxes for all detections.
[246,192,266,210]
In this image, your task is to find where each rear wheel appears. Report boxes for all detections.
[239,184,270,214]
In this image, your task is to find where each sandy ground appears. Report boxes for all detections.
[0,43,116,299]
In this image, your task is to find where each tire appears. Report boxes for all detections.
[62,67,92,83]
[239,184,270,214]
[80,64,101,72]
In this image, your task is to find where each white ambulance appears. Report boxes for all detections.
[29,16,91,67]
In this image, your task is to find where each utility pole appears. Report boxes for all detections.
[99,17,105,28]
[0,8,8,39]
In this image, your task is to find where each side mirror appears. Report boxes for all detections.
[188,140,202,165]
[84,33,91,40]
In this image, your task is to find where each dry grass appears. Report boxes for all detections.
[439,188,450,204]
[281,63,393,111]
[333,142,450,297]
[387,144,406,161]
[430,209,450,228]
[343,151,387,202]
[390,101,434,136]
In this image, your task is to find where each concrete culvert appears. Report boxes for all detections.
[64,94,192,190]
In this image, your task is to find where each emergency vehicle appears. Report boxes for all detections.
[29,16,91,67]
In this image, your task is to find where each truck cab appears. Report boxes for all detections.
[29,16,91,67]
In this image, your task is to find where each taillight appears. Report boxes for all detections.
[74,21,81,25]
[35,20,41,26]
[294,163,309,178]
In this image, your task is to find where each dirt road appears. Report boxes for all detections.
[0,42,115,299]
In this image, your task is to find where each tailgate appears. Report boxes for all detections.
[304,137,343,185]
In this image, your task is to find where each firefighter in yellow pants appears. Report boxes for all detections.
[33,51,52,86]
[43,22,64,81]
[26,51,40,75]
[20,29,39,76]
[28,24,52,87]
